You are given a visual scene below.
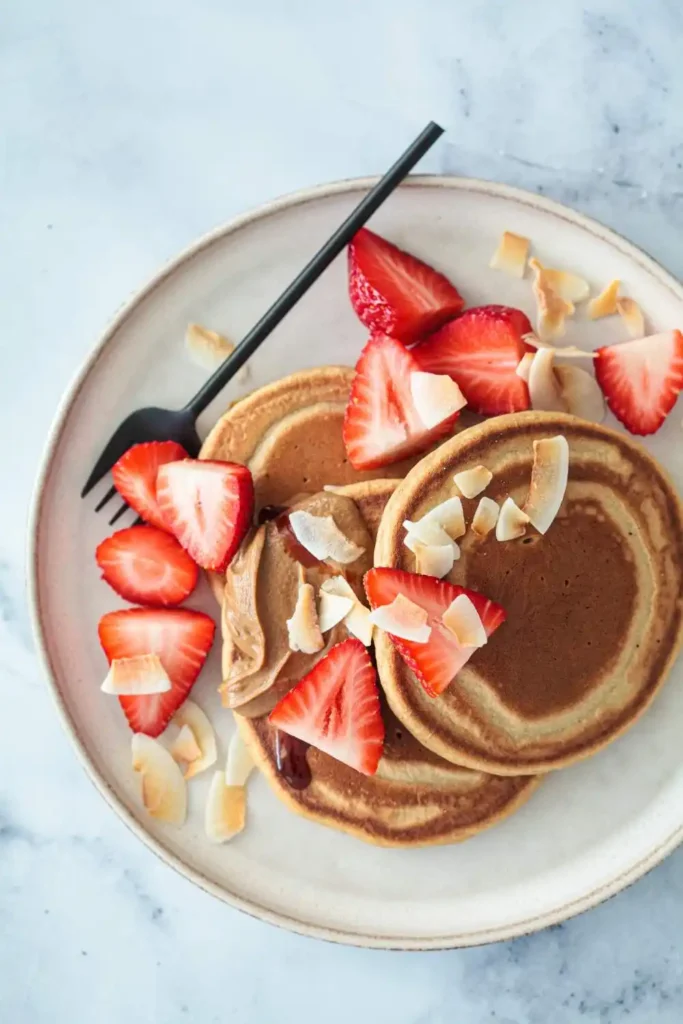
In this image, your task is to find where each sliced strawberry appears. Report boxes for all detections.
[269,638,384,775]
[342,334,462,470]
[98,608,215,736]
[594,330,683,435]
[414,305,534,416]
[95,525,198,607]
[112,441,188,531]
[156,459,254,572]
[364,568,505,698]
[348,228,464,343]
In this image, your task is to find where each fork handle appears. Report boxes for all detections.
[182,121,444,419]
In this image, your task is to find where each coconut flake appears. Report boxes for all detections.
[320,576,374,646]
[554,364,605,423]
[516,352,535,382]
[414,541,457,578]
[287,581,324,654]
[530,261,590,303]
[471,497,500,538]
[404,496,465,543]
[588,279,620,319]
[495,497,530,541]
[225,730,254,787]
[318,590,355,633]
[523,436,569,534]
[453,465,493,499]
[185,323,235,371]
[132,734,187,824]
[529,258,575,340]
[442,594,488,648]
[528,348,566,412]
[101,654,171,696]
[170,724,202,766]
[523,334,596,359]
[169,701,217,780]
[369,593,431,643]
[205,771,245,842]
[288,510,364,564]
[617,297,645,338]
[410,371,467,429]
[489,231,530,277]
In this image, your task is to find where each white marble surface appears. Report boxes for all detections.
[3,0,683,1020]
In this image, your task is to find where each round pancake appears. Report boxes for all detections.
[374,411,683,775]
[236,478,540,847]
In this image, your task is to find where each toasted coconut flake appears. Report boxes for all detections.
[320,577,374,646]
[453,465,492,499]
[225,730,254,787]
[522,334,596,359]
[495,497,530,542]
[205,771,245,842]
[286,581,324,654]
[185,323,235,371]
[288,510,364,565]
[318,590,355,633]
[410,371,467,428]
[101,654,171,696]
[170,724,202,766]
[516,352,535,382]
[528,348,566,412]
[414,541,458,578]
[442,594,487,648]
[523,436,569,534]
[531,261,590,303]
[403,519,454,552]
[132,734,187,824]
[471,497,500,538]
[369,593,431,643]
[588,279,620,319]
[554,365,605,423]
[170,701,217,780]
[404,496,465,543]
[489,231,529,277]
[617,297,645,338]
[529,258,574,340]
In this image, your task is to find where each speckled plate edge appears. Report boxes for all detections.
[27,175,683,949]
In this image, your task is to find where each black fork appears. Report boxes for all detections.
[82,122,445,524]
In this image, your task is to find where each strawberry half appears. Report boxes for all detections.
[98,608,216,736]
[364,568,505,698]
[348,228,464,343]
[343,333,462,470]
[414,305,534,416]
[112,441,188,531]
[269,638,384,775]
[594,330,683,435]
[156,459,254,572]
[95,525,198,607]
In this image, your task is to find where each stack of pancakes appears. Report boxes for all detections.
[201,368,683,847]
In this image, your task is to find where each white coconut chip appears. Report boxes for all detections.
[554,364,605,423]
[414,541,457,579]
[522,334,596,359]
[523,436,569,534]
[489,231,530,277]
[588,279,620,319]
[529,261,590,303]
[132,734,187,825]
[516,352,535,382]
[442,594,488,648]
[286,581,324,654]
[205,771,246,843]
[453,465,493,499]
[369,593,431,643]
[617,297,645,338]
[225,730,255,787]
[317,590,355,633]
[404,496,465,543]
[528,348,566,412]
[471,497,500,538]
[320,577,374,646]
[170,724,202,766]
[529,258,575,341]
[495,497,530,542]
[288,510,364,565]
[185,323,235,371]
[410,371,467,428]
[101,654,171,695]
[169,701,217,780]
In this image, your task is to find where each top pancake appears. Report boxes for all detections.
[374,411,683,775]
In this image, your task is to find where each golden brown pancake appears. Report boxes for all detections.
[236,479,540,846]
[374,411,683,775]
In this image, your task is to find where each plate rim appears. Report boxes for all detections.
[27,174,683,949]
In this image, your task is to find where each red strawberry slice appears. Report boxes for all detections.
[364,568,505,698]
[269,638,384,775]
[112,441,188,531]
[95,525,198,607]
[98,608,215,736]
[414,305,534,416]
[594,330,683,435]
[343,333,462,470]
[348,228,464,343]
[156,459,254,572]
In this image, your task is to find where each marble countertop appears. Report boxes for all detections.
[3,1,683,1020]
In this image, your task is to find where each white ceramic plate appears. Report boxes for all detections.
[29,177,683,949]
